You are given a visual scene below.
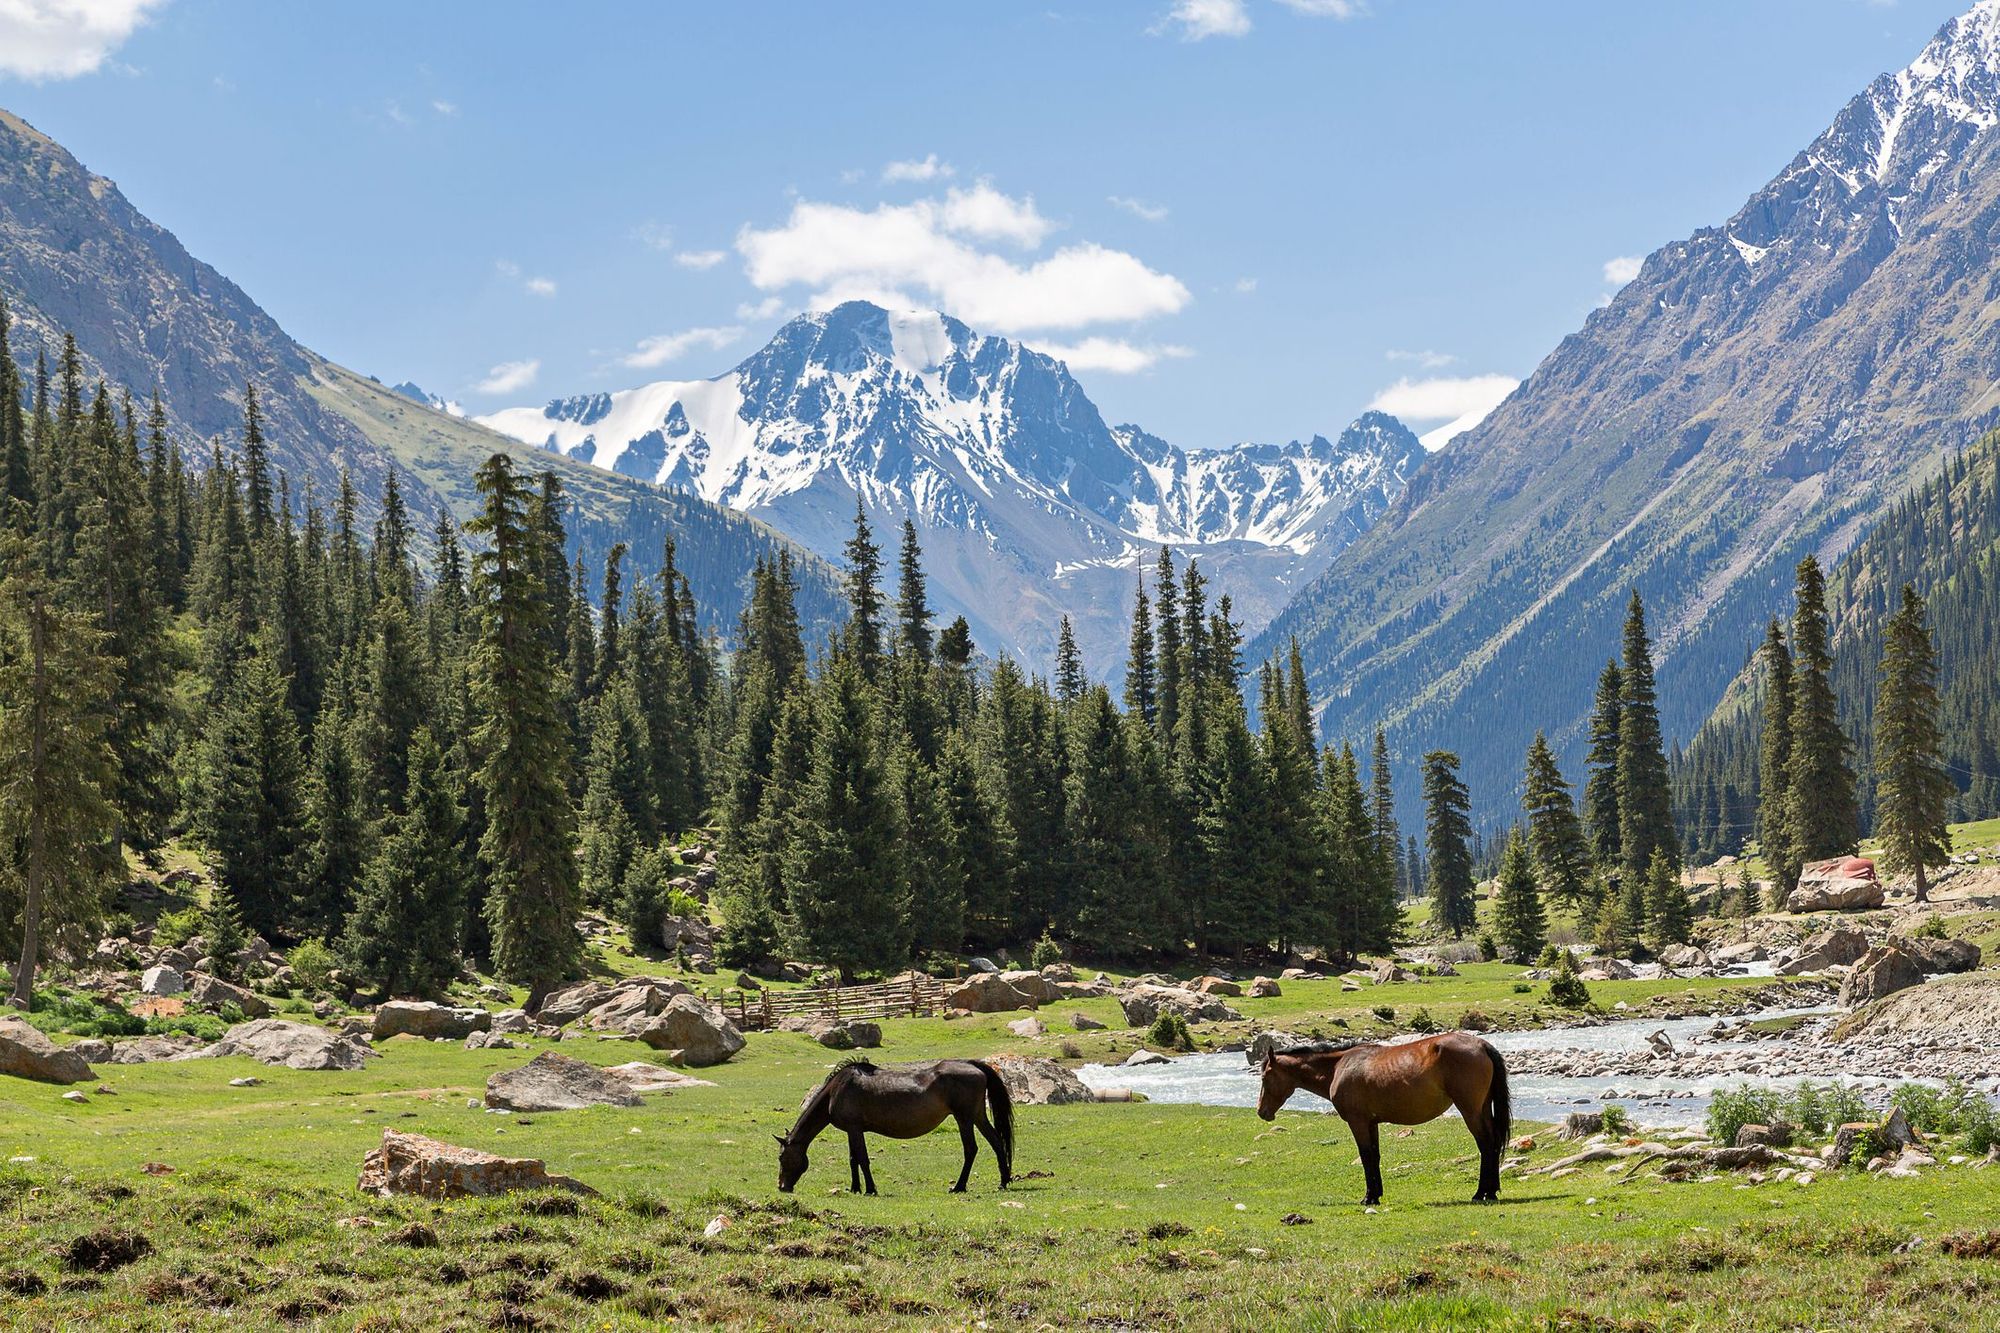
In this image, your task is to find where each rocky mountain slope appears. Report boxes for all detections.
[1252,0,2000,823]
[481,302,1424,673]
[0,106,841,640]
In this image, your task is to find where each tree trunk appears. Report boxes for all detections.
[1913,861,1930,904]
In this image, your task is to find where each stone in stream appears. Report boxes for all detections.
[357,1130,596,1200]
[1122,1048,1171,1067]
[1839,946,1924,1007]
[0,1018,94,1085]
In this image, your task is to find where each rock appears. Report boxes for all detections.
[61,1089,88,1103]
[1122,1048,1171,1066]
[946,973,1035,1014]
[1578,959,1635,982]
[484,1051,643,1112]
[1786,879,1885,914]
[1069,1013,1106,1031]
[1038,963,1076,983]
[1053,978,1114,999]
[490,1009,534,1035]
[463,1032,518,1050]
[187,1019,377,1071]
[104,1034,205,1064]
[1117,985,1242,1027]
[1894,935,1980,974]
[1736,1123,1793,1149]
[1191,976,1243,997]
[139,965,184,997]
[187,973,271,1019]
[1780,928,1871,975]
[983,1055,1096,1106]
[536,980,614,1026]
[372,1001,491,1041]
[1712,941,1767,964]
[586,981,692,1032]
[966,956,1000,974]
[1280,967,1313,981]
[778,1016,881,1049]
[69,1039,112,1064]
[1657,945,1710,971]
[997,970,1062,1005]
[602,1062,716,1094]
[1248,977,1281,999]
[1557,1112,1603,1140]
[1839,946,1924,1007]
[1246,1031,1308,1064]
[357,1130,596,1200]
[1370,960,1415,984]
[0,1019,94,1084]
[229,1076,260,1087]
[628,995,745,1066]
[1008,1017,1046,1038]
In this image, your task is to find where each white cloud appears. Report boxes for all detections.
[620,325,744,370]
[735,184,1187,334]
[882,153,954,184]
[674,249,728,270]
[633,222,675,252]
[1387,348,1458,370]
[1108,195,1169,223]
[1602,255,1643,285]
[737,296,787,320]
[1161,0,1251,39]
[1276,0,1364,16]
[1034,338,1192,374]
[524,276,558,297]
[1368,372,1518,424]
[431,98,458,117]
[496,260,556,298]
[0,0,167,81]
[473,359,540,395]
[1233,276,1258,294]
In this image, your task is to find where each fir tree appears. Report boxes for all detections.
[1615,589,1676,881]
[1054,616,1086,703]
[1785,556,1859,866]
[1583,659,1623,867]
[1755,619,1800,900]
[841,500,884,677]
[1491,827,1545,962]
[1874,584,1953,901]
[1644,847,1691,947]
[1154,548,1182,743]
[895,740,966,960]
[1368,728,1399,903]
[1421,750,1476,939]
[301,711,368,935]
[239,381,273,542]
[194,645,307,939]
[341,730,467,997]
[1522,731,1593,917]
[894,519,932,665]
[1124,579,1156,725]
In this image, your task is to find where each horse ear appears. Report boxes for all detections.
[1261,1049,1275,1072]
[774,1133,787,1145]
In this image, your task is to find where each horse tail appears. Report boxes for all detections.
[971,1059,1015,1171]
[1484,1041,1511,1150]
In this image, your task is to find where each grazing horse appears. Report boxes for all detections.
[777,1058,1014,1195]
[1257,1032,1511,1205]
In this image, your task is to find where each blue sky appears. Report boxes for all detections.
[0,0,1976,448]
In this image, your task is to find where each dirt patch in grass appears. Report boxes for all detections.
[387,1221,439,1248]
[1942,1231,2000,1259]
[63,1227,150,1272]
[0,1270,48,1296]
[554,1269,623,1302]
[516,1193,583,1218]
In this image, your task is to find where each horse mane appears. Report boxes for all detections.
[1271,1040,1367,1059]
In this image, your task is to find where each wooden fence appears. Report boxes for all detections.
[703,974,952,1031]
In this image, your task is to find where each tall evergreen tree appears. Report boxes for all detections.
[341,730,466,997]
[1154,548,1182,743]
[1874,584,1953,901]
[1583,659,1623,868]
[1421,749,1476,939]
[301,711,368,936]
[1124,579,1156,725]
[1644,847,1691,947]
[1491,827,1545,962]
[1755,619,1800,900]
[894,519,932,665]
[239,381,273,542]
[194,646,307,938]
[1054,616,1086,703]
[1522,731,1593,917]
[841,501,884,677]
[1368,728,1399,903]
[1615,590,1676,880]
[1786,556,1859,865]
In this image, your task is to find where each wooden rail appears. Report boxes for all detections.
[703,975,952,1030]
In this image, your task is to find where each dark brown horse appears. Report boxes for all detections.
[1257,1032,1510,1205]
[777,1059,1014,1195]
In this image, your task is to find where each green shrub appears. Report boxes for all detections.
[1545,951,1591,1008]
[1511,982,1533,994]
[1147,1011,1193,1052]
[287,938,337,995]
[21,990,145,1037]
[1709,1080,1872,1144]
[1476,932,1498,962]
[1912,914,1949,940]
[1407,1007,1440,1034]
[1707,1085,1786,1146]
[1600,1104,1632,1135]
[1030,930,1062,969]
[1536,944,1561,968]
[153,906,201,949]
[1370,1005,1395,1022]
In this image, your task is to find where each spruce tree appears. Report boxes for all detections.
[1124,579,1156,725]
[1874,584,1953,901]
[1368,728,1400,902]
[1055,616,1086,703]
[578,675,653,906]
[841,501,884,677]
[1785,556,1859,869]
[341,730,467,997]
[301,711,368,935]
[895,740,966,961]
[194,646,307,939]
[1154,548,1182,744]
[1583,659,1623,867]
[1644,847,1691,948]
[1522,731,1593,917]
[466,454,580,1004]
[1755,619,1799,900]
[894,519,932,665]
[1615,590,1676,883]
[1421,749,1476,939]
[1491,827,1545,962]
[239,381,273,542]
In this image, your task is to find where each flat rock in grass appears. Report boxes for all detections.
[372,1001,490,1041]
[1069,1013,1106,1031]
[984,1054,1096,1106]
[185,1019,376,1071]
[357,1130,596,1200]
[0,1017,94,1085]
[776,1016,882,1049]
[603,1061,716,1094]
[629,995,745,1066]
[484,1051,643,1112]
[104,1034,206,1064]
[1008,1017,1046,1038]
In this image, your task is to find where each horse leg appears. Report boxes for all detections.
[972,1105,1010,1186]
[952,1114,977,1193]
[1348,1117,1384,1206]
[1452,1091,1498,1202]
[846,1130,876,1195]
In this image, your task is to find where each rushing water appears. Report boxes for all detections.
[1075,1008,1834,1128]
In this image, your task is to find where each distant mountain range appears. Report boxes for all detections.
[0,107,844,641]
[481,301,1425,672]
[1250,0,2000,824]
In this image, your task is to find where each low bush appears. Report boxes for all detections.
[1030,931,1062,969]
[1370,1005,1395,1022]
[1406,1007,1441,1034]
[1476,932,1498,963]
[1708,1080,1871,1146]
[1545,952,1591,1008]
[286,938,337,995]
[1600,1104,1632,1135]
[1147,1011,1193,1052]
[152,907,201,950]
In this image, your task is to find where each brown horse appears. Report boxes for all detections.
[777,1058,1014,1195]
[1257,1032,1510,1205]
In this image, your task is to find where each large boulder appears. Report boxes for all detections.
[1893,935,1981,975]
[586,980,692,1033]
[1246,1031,1309,1065]
[1786,878,1884,914]
[0,1018,93,1084]
[1712,942,1767,965]
[1839,946,1925,1008]
[357,1130,596,1200]
[372,1001,490,1041]
[1117,985,1243,1028]
[484,1051,643,1112]
[1779,928,1871,975]
[139,965,184,997]
[1248,977,1282,999]
[536,980,614,1026]
[188,1019,377,1071]
[105,1034,207,1064]
[1657,945,1710,971]
[777,1016,882,1050]
[629,995,744,1066]
[1191,976,1244,997]
[984,1055,1097,1106]
[187,973,270,1019]
[1578,959,1635,982]
[946,973,1035,1014]
[996,970,1061,1006]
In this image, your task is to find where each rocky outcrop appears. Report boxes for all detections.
[188,1019,376,1071]
[1833,974,2000,1044]
[484,1052,643,1112]
[104,1034,207,1064]
[586,980,692,1033]
[1778,928,1869,975]
[983,1055,1097,1106]
[187,973,270,1019]
[1838,946,1924,1007]
[1892,935,1980,974]
[1785,879,1884,914]
[629,995,744,1066]
[996,970,1061,1006]
[778,1016,882,1050]
[536,980,614,1026]
[1117,985,1242,1027]
[372,1001,490,1041]
[0,1018,93,1084]
[946,973,1034,1014]
[357,1131,596,1200]
[139,965,184,997]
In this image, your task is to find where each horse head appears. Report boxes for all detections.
[775,1132,808,1193]
[1255,1049,1292,1121]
